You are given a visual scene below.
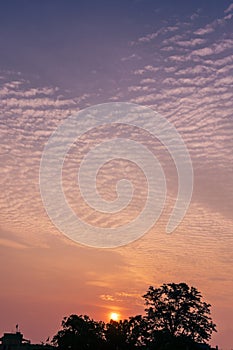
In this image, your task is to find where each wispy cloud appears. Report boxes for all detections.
[224,2,233,14]
[135,26,179,44]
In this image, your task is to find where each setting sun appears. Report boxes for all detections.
[109,312,120,321]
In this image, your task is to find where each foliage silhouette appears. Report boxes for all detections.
[143,282,216,344]
[52,314,105,350]
[105,319,132,349]
[52,283,217,350]
[104,316,148,349]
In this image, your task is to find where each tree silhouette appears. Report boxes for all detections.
[143,282,217,346]
[52,283,217,350]
[104,316,147,349]
[105,319,130,349]
[52,314,105,350]
[126,315,149,348]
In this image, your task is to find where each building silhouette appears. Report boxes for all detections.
[0,328,52,350]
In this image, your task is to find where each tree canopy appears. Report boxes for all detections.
[52,314,105,350]
[52,282,217,350]
[143,282,216,344]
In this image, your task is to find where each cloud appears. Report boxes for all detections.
[162,34,187,45]
[224,2,233,13]
[100,294,115,301]
[0,227,31,249]
[136,26,179,44]
[188,39,233,58]
[224,12,233,20]
[121,54,141,62]
[177,38,206,47]
[194,12,233,37]
[0,238,28,249]
[140,78,156,84]
[190,47,214,56]
[99,291,142,306]
[133,66,160,76]
[194,26,215,35]
[138,31,161,43]
[0,0,232,297]
[0,76,93,248]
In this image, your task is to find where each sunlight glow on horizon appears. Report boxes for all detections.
[109,312,120,322]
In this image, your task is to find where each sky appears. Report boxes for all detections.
[0,0,233,348]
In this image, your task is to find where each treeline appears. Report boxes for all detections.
[51,283,217,350]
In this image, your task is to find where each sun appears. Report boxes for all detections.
[110,312,120,321]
